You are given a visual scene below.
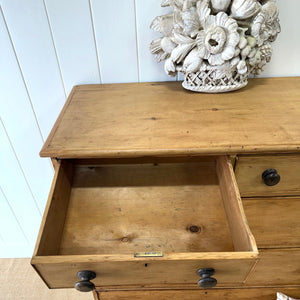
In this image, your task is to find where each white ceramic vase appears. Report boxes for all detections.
[150,0,281,93]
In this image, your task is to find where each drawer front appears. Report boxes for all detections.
[94,287,300,300]
[243,197,300,248]
[32,257,256,289]
[245,249,300,286]
[235,155,300,197]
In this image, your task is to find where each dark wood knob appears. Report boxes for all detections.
[74,270,96,292]
[197,268,217,288]
[262,169,280,186]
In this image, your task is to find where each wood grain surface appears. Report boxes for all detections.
[40,77,300,159]
[60,159,233,255]
[216,156,257,253]
[94,287,300,300]
[33,161,73,256]
[236,154,300,197]
[32,255,256,289]
[245,249,300,286]
[31,157,258,289]
[243,197,300,248]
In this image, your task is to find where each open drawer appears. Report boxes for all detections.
[31,156,258,291]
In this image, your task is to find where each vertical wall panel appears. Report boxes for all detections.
[261,0,300,77]
[0,0,66,139]
[45,0,101,94]
[135,0,175,82]
[90,0,139,83]
[0,186,29,257]
[0,121,41,248]
[0,10,53,214]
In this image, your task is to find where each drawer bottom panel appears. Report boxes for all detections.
[94,287,300,300]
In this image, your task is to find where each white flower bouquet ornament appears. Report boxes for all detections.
[150,0,280,93]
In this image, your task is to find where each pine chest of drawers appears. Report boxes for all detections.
[31,77,300,299]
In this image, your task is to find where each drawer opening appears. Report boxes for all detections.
[34,156,256,257]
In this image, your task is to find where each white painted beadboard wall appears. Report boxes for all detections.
[0,0,299,258]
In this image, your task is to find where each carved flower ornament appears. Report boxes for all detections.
[150,0,280,92]
[196,13,239,66]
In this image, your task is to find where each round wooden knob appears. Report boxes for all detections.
[197,268,217,288]
[262,169,280,186]
[74,270,96,292]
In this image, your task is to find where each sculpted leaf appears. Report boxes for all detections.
[182,8,201,37]
[150,14,173,36]
[196,0,211,26]
[172,32,195,44]
[161,0,172,7]
[171,43,196,63]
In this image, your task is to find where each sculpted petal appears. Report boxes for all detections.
[231,0,261,20]
[198,44,210,59]
[227,32,240,48]
[215,12,229,27]
[204,15,216,28]
[196,31,205,46]
[208,53,224,65]
[221,45,236,60]
[224,17,238,32]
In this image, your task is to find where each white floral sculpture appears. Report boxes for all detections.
[150,0,280,93]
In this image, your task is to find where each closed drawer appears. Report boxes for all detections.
[31,156,257,290]
[243,197,300,248]
[246,249,300,286]
[94,287,300,300]
[235,154,300,197]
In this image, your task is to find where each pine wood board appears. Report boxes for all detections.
[32,157,258,289]
[94,287,300,300]
[243,197,300,248]
[236,154,300,197]
[59,160,233,255]
[34,160,73,256]
[40,77,300,159]
[245,249,300,286]
[216,156,257,253]
[32,256,256,289]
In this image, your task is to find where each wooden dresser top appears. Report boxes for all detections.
[41,77,300,159]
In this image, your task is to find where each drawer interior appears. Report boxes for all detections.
[35,156,256,257]
[62,159,232,255]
